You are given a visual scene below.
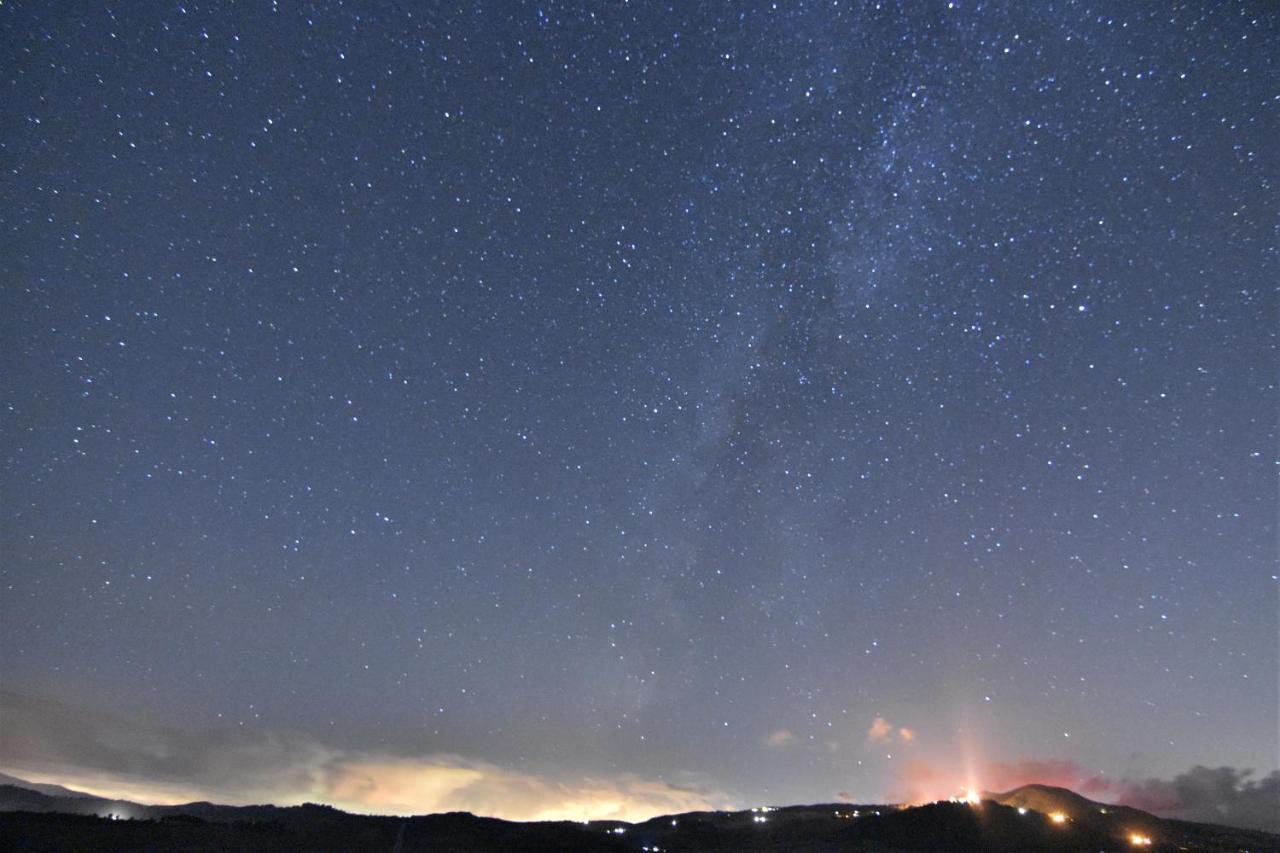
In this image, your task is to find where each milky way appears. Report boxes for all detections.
[1,0,1275,819]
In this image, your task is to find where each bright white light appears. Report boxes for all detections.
[1017,807,1027,815]
[1128,832,1152,846]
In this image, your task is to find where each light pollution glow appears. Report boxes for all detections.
[1,757,727,823]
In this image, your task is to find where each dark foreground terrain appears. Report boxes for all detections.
[1,779,1276,852]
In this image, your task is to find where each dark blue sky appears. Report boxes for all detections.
[2,0,1275,820]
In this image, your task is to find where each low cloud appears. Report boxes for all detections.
[320,756,722,821]
[0,691,728,822]
[1115,766,1280,834]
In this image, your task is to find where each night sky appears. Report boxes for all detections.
[2,0,1276,823]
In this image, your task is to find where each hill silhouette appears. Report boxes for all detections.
[1,776,1276,851]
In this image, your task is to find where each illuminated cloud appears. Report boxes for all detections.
[0,691,729,822]
[867,717,894,741]
[321,756,723,821]
[762,729,795,748]
[891,759,953,804]
[867,717,915,744]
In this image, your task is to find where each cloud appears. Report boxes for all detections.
[320,755,722,821]
[867,717,915,744]
[1114,766,1280,834]
[762,729,795,748]
[867,717,894,741]
[0,691,728,822]
[0,691,333,804]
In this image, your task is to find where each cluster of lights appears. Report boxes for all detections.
[1049,812,1068,825]
[833,809,860,819]
[1128,832,1153,847]
[752,815,769,824]
[609,826,626,835]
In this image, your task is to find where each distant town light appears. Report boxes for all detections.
[1128,832,1152,846]
[1049,812,1068,824]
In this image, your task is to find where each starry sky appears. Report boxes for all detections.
[1,0,1276,823]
